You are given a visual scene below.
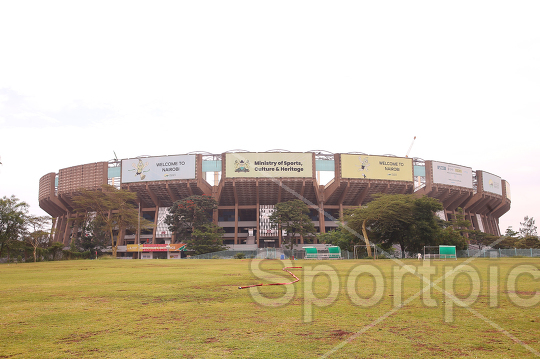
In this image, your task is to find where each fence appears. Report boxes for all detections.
[184,248,540,260]
[457,248,540,258]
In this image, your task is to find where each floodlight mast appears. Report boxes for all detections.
[406,136,416,158]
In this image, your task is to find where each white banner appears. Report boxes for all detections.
[432,161,473,188]
[505,181,511,200]
[121,155,196,183]
[481,171,502,196]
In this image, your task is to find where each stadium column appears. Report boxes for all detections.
[165,183,178,203]
[485,215,499,236]
[493,218,501,236]
[51,217,58,241]
[255,179,260,248]
[233,205,239,245]
[62,214,71,246]
[233,179,239,245]
[317,205,325,243]
[210,179,220,248]
[278,179,282,248]
[152,209,159,244]
[479,214,488,234]
[256,201,260,247]
[356,182,370,206]
[145,184,160,244]
[52,215,61,242]
[117,227,125,246]
[67,213,79,246]
[211,177,219,225]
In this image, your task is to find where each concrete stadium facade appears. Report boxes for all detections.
[38,151,511,256]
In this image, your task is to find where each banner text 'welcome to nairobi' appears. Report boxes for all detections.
[341,154,413,181]
[121,155,196,183]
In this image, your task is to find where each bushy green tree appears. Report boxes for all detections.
[165,195,217,240]
[71,215,108,256]
[451,208,472,236]
[165,195,225,254]
[0,195,30,261]
[317,223,361,252]
[48,242,65,261]
[269,199,317,251]
[493,227,520,249]
[468,230,498,250]
[345,194,416,258]
[345,194,462,258]
[437,227,468,250]
[515,235,540,249]
[72,185,153,257]
[189,223,226,255]
[344,194,415,256]
[406,196,448,255]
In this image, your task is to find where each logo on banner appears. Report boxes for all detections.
[234,160,250,173]
[356,157,370,178]
[128,159,150,180]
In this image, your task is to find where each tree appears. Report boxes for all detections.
[519,216,537,238]
[25,215,51,262]
[189,223,226,255]
[71,214,108,256]
[165,195,217,240]
[493,227,520,249]
[0,195,29,260]
[165,195,225,254]
[493,226,540,249]
[436,227,468,251]
[468,230,498,250]
[71,185,153,257]
[345,194,416,258]
[451,208,472,236]
[345,194,450,258]
[406,196,447,255]
[514,235,540,249]
[268,199,317,251]
[317,223,361,252]
[48,242,64,261]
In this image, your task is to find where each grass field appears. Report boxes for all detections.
[1,257,539,358]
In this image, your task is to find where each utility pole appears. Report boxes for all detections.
[138,202,141,259]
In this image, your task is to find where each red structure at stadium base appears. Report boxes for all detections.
[38,151,510,255]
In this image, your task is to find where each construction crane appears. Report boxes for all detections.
[406,136,416,158]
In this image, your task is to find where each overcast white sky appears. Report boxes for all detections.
[1,1,538,234]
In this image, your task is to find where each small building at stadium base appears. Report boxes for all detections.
[119,243,187,259]
[38,151,511,257]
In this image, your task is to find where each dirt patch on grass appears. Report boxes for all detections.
[59,331,100,344]
[329,329,353,338]
[504,290,537,296]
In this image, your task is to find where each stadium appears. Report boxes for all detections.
[38,151,511,257]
